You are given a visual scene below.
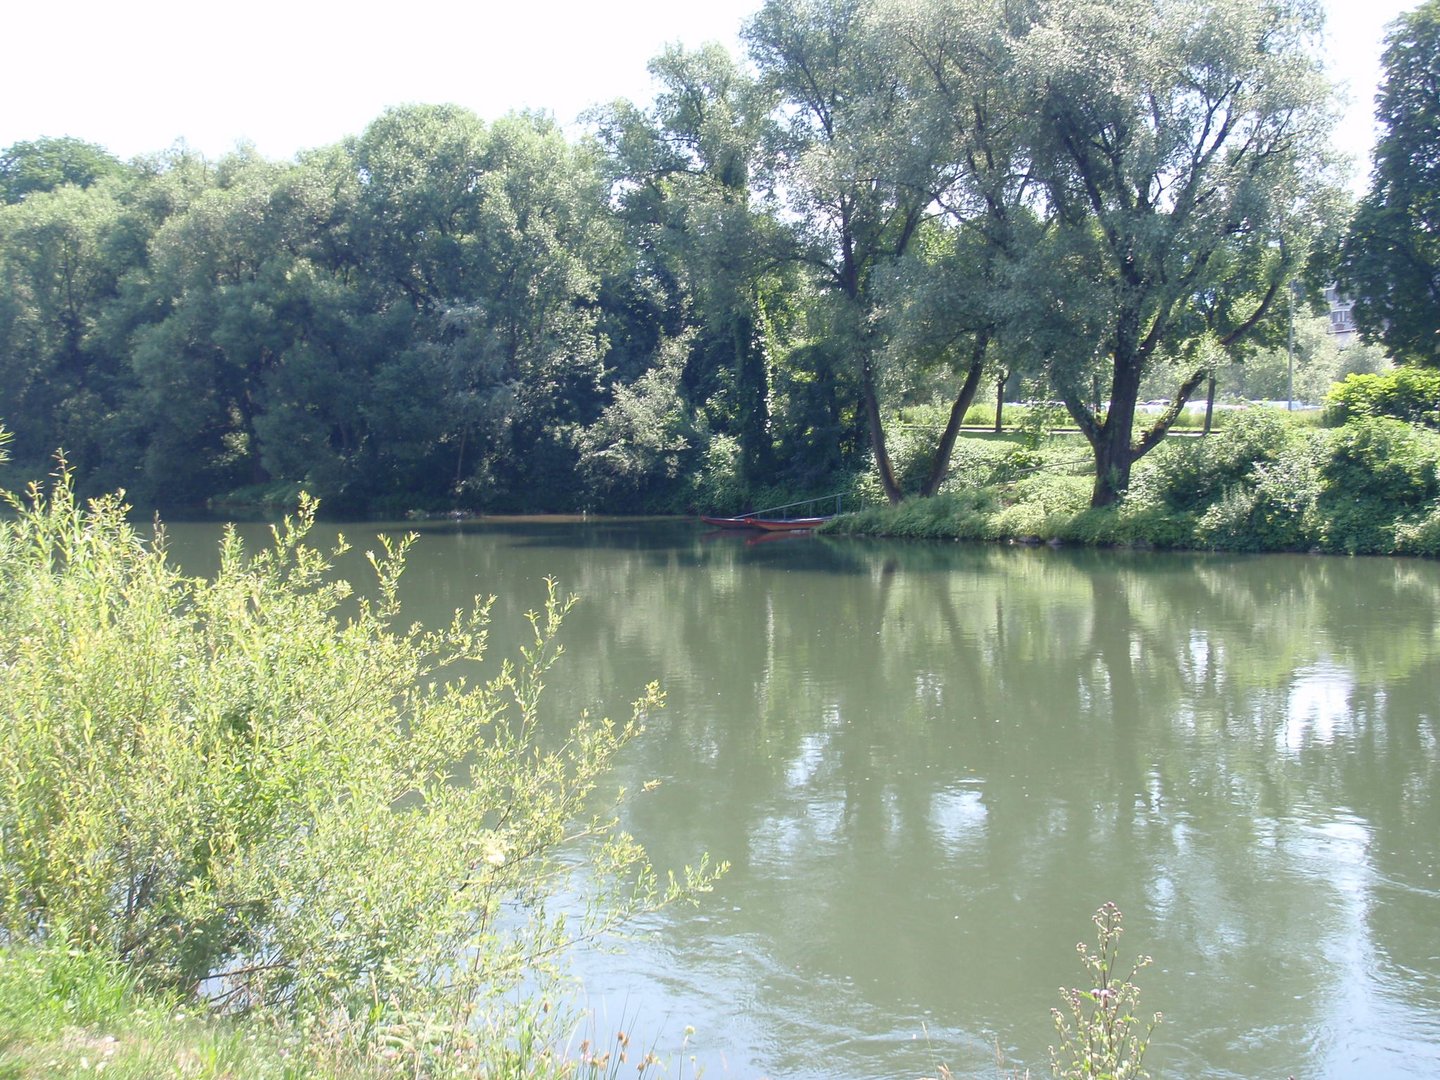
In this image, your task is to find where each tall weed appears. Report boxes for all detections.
[1050,904,1160,1080]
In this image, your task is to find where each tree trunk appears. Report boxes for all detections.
[994,367,1006,433]
[734,308,774,482]
[1090,429,1135,508]
[860,351,903,505]
[1085,355,1208,506]
[1203,371,1217,436]
[1087,354,1142,508]
[920,336,989,497]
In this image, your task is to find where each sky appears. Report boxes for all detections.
[1,0,1422,190]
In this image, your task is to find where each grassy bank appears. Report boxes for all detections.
[0,936,340,1079]
[1,913,1156,1080]
[827,411,1440,557]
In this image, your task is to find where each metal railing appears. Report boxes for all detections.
[741,491,850,518]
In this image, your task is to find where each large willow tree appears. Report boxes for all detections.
[1014,0,1339,506]
[742,0,1338,507]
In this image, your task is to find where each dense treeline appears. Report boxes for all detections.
[0,115,640,514]
[0,0,1402,516]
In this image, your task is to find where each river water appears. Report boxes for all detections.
[166,518,1440,1078]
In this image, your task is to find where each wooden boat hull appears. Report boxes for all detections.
[700,514,830,532]
[747,516,830,531]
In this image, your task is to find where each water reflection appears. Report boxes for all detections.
[161,522,1440,1079]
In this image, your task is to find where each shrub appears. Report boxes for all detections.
[1316,417,1440,553]
[944,435,1029,489]
[1396,505,1440,557]
[0,465,717,1070]
[1190,437,1324,552]
[1131,409,1298,516]
[1324,368,1440,429]
[685,432,746,514]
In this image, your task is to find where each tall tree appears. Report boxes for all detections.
[1015,0,1338,506]
[745,0,968,504]
[593,44,791,490]
[0,137,124,204]
[1338,0,1440,366]
[348,106,618,507]
[124,148,300,502]
[0,182,127,474]
[874,0,1039,497]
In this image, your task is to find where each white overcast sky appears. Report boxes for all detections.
[1,0,1420,190]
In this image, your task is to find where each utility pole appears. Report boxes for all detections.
[1286,281,1297,410]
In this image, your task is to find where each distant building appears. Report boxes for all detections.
[1324,285,1358,347]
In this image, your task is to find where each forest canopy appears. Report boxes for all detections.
[0,0,1358,514]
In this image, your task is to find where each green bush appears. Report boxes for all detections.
[1396,505,1440,557]
[1324,368,1440,429]
[1316,417,1440,553]
[962,402,997,428]
[944,435,1028,488]
[1131,409,1298,516]
[1188,437,1324,552]
[0,465,716,1072]
[683,432,746,513]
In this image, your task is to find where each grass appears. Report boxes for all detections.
[832,432,1107,543]
[0,937,340,1079]
[0,938,707,1080]
[830,412,1440,557]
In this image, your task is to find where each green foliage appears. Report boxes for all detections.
[688,433,749,514]
[574,333,702,510]
[1214,313,1391,405]
[1316,417,1440,553]
[1014,0,1338,505]
[1130,410,1300,516]
[0,137,125,204]
[1190,437,1324,552]
[825,489,999,540]
[0,467,718,1072]
[833,411,1440,556]
[1338,0,1440,365]
[1049,903,1160,1080]
[1396,505,1440,557]
[1324,368,1440,428]
[1123,412,1327,551]
[1014,403,1069,450]
[1130,413,1440,553]
[0,179,132,482]
[0,3,1360,515]
[990,473,1092,539]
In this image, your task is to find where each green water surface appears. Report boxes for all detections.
[166,519,1440,1079]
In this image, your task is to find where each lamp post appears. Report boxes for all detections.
[1286,280,1302,411]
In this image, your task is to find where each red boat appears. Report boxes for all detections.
[702,493,845,533]
[700,514,831,532]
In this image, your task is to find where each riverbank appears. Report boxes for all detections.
[824,411,1440,557]
[0,938,335,1079]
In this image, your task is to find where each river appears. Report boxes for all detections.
[165,518,1440,1079]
